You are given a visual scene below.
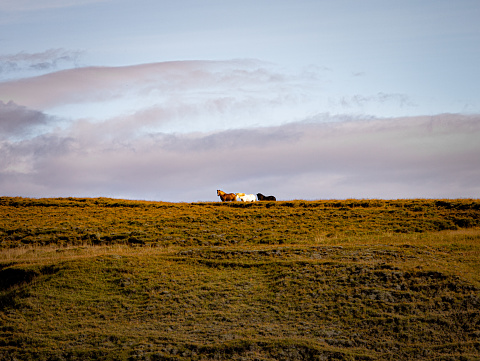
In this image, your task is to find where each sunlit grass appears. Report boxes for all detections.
[315,228,480,286]
[0,243,178,265]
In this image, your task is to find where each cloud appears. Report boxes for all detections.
[0,59,284,109]
[1,59,478,200]
[0,100,51,139]
[352,72,366,77]
[1,113,479,201]
[0,59,426,136]
[339,93,416,109]
[0,49,83,78]
[0,59,321,135]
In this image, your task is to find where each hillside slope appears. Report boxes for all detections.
[1,198,479,360]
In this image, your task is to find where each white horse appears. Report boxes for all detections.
[237,194,256,202]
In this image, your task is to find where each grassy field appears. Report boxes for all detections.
[1,197,479,360]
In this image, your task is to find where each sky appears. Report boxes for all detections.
[1,0,479,201]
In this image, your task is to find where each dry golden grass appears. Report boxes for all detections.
[0,243,177,265]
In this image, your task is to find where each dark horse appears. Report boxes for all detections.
[217,189,237,202]
[257,193,276,201]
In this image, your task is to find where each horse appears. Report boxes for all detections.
[235,193,245,201]
[237,194,256,202]
[217,189,237,202]
[257,193,276,201]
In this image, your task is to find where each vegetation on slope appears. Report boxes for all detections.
[1,198,479,360]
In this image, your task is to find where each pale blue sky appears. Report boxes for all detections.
[2,0,479,114]
[1,0,479,200]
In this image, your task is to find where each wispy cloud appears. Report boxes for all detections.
[0,49,83,79]
[0,59,426,130]
[0,59,271,105]
[338,93,416,110]
[0,59,319,133]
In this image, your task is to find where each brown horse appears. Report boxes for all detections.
[217,189,237,202]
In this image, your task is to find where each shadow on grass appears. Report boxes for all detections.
[0,265,59,310]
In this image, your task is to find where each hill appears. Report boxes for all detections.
[1,197,479,360]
